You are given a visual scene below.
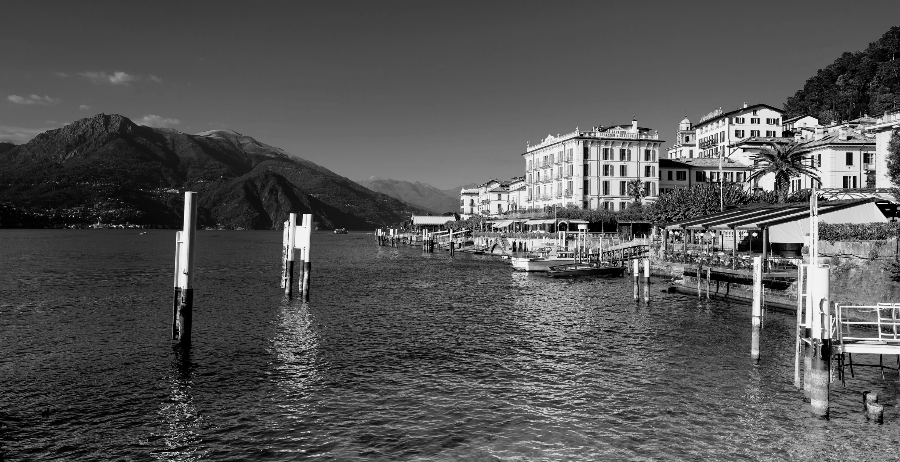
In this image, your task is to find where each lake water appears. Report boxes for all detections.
[1,230,899,461]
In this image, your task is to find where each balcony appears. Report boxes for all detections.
[564,189,573,198]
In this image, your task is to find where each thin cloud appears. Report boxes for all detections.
[8,94,60,105]
[79,104,92,111]
[149,75,162,83]
[0,124,55,143]
[135,114,180,128]
[78,71,139,85]
[55,72,69,78]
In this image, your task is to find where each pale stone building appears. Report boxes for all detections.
[695,103,784,164]
[459,188,478,215]
[868,110,900,188]
[666,115,696,159]
[523,119,663,211]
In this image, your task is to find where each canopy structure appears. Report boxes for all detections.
[665,199,892,243]
[412,215,456,227]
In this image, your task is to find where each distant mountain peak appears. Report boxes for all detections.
[195,129,244,137]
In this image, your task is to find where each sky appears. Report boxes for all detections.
[2,1,898,189]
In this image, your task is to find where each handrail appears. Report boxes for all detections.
[836,304,900,343]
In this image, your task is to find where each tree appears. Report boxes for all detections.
[747,141,820,203]
[886,130,900,187]
[626,179,645,204]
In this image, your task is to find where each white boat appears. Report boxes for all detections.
[510,250,577,272]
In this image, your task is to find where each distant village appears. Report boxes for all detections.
[456,104,900,219]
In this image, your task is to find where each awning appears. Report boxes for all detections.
[492,220,514,228]
[523,219,557,225]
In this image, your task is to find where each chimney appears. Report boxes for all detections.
[743,102,748,108]
[631,117,637,133]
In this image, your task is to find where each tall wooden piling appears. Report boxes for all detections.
[632,259,639,301]
[794,264,805,389]
[172,191,197,345]
[643,259,650,303]
[751,256,762,362]
[282,213,298,296]
[807,264,831,417]
[705,266,711,299]
[298,213,313,302]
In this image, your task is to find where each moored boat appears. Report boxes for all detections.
[333,228,348,234]
[510,250,577,272]
[547,262,626,278]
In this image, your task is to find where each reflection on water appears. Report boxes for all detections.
[153,345,206,461]
[2,230,900,461]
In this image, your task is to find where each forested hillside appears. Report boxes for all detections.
[783,26,900,121]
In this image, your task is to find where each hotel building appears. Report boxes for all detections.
[522,119,663,212]
[694,103,784,164]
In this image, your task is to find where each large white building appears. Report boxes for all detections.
[522,119,663,211]
[694,103,784,163]
[868,110,900,188]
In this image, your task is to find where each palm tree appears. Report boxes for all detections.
[747,141,820,203]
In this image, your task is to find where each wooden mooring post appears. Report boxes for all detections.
[806,264,831,417]
[632,259,639,301]
[172,191,197,345]
[751,256,762,363]
[281,213,313,301]
[642,258,650,303]
[281,213,298,296]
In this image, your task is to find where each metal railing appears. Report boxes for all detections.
[836,304,900,343]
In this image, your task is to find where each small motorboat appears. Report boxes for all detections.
[333,228,348,234]
[510,250,576,272]
[547,262,626,278]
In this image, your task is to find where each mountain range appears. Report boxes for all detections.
[356,177,477,214]
[0,114,424,229]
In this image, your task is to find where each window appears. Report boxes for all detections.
[750,130,760,137]
[603,148,611,160]
[583,179,590,193]
[846,152,853,166]
[842,175,858,188]
[528,160,532,170]
[791,178,801,192]
[602,165,611,176]
[752,110,758,116]
[750,118,760,124]
[676,171,686,181]
[620,165,627,176]
[735,129,745,138]
[765,130,776,137]
[817,154,821,167]
[736,172,743,182]
[644,149,651,161]
[696,171,706,182]
[689,149,694,158]
[863,152,872,165]
[734,117,745,124]
[568,148,573,160]
[602,181,610,195]
[583,146,589,159]
[528,174,532,183]
[583,164,589,176]
[619,181,626,195]
[683,135,690,143]
[667,171,673,180]
[497,194,501,200]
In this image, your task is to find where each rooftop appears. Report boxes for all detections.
[694,103,783,128]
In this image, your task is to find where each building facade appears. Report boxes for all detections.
[666,115,696,159]
[459,188,478,215]
[868,110,900,188]
[523,119,663,211]
[694,103,783,163]
[658,158,751,194]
